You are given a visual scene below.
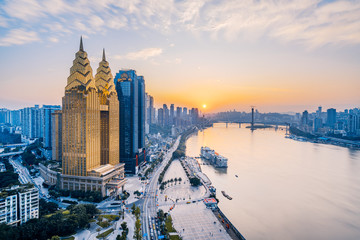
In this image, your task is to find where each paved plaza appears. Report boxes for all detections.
[171,202,232,240]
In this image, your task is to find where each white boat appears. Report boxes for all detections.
[200,146,228,168]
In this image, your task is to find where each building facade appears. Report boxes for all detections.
[114,69,146,174]
[42,38,126,197]
[42,105,61,149]
[51,110,62,161]
[0,186,39,226]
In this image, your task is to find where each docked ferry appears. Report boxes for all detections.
[200,146,228,168]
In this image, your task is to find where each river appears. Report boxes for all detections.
[185,123,360,240]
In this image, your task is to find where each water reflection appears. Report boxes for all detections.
[186,123,360,240]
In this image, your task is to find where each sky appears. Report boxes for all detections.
[0,0,359,113]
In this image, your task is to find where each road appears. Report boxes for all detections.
[141,136,180,240]
[9,157,32,184]
[8,156,70,208]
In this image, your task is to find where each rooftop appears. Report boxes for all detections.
[204,198,217,204]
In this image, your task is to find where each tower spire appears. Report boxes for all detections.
[80,36,84,51]
[102,48,106,61]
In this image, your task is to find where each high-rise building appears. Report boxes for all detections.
[149,95,155,124]
[163,104,169,126]
[138,76,145,149]
[190,108,199,124]
[347,112,360,135]
[0,185,39,226]
[158,108,164,126]
[21,105,42,139]
[43,38,125,197]
[170,104,175,125]
[176,107,182,126]
[301,110,309,126]
[317,106,322,118]
[314,117,322,133]
[95,49,120,166]
[326,108,336,129]
[42,105,61,149]
[9,110,21,126]
[146,94,155,125]
[51,110,62,161]
[114,69,146,174]
[0,109,8,124]
[183,107,188,118]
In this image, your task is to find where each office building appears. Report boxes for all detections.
[158,108,164,126]
[170,104,175,125]
[314,117,323,133]
[138,76,145,149]
[326,108,336,129]
[41,38,125,197]
[163,104,169,126]
[301,110,309,126]
[51,110,62,161]
[114,69,146,174]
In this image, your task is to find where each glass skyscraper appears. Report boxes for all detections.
[114,69,146,174]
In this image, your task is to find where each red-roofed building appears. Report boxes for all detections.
[203,198,218,209]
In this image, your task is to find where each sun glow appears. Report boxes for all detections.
[203,104,207,108]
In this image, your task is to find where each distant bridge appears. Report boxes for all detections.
[210,120,290,128]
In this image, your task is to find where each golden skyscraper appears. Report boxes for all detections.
[39,37,126,197]
[95,49,119,166]
[62,37,101,176]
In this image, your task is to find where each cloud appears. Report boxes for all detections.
[114,48,163,60]
[48,37,59,43]
[0,0,359,48]
[89,15,105,29]
[0,15,8,27]
[0,29,40,46]
[2,0,44,21]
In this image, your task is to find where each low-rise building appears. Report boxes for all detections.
[39,163,126,197]
[203,198,218,209]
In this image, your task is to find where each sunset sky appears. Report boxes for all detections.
[0,0,359,113]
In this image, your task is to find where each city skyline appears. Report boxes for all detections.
[0,0,360,113]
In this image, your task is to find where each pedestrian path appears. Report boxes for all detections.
[170,202,232,240]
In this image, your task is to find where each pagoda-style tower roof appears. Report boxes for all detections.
[95,49,116,96]
[66,36,96,91]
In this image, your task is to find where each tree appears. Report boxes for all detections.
[70,204,89,228]
[157,209,165,222]
[134,207,141,219]
[84,204,99,217]
[50,236,61,240]
[39,199,58,216]
[120,221,128,239]
[134,218,142,240]
[131,203,136,214]
[0,170,20,188]
[189,177,201,186]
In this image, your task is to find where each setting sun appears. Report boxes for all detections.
[203,104,207,108]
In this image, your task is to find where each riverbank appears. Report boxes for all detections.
[289,126,360,150]
[180,129,246,239]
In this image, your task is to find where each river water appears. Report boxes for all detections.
[185,123,360,240]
